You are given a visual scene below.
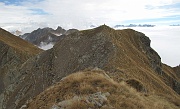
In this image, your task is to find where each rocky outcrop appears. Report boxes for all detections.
[173,65,180,78]
[173,65,180,94]
[0,25,179,109]
[51,92,110,109]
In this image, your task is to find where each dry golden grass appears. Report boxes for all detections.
[26,69,180,109]
[0,28,43,55]
[67,98,96,109]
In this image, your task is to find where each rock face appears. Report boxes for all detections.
[173,65,180,78]
[0,28,42,108]
[173,65,180,94]
[0,25,179,109]
[20,27,78,49]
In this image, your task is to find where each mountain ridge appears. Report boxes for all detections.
[0,25,179,109]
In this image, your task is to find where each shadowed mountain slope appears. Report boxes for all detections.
[0,25,179,109]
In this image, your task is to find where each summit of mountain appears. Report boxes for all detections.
[0,25,179,109]
[54,26,66,34]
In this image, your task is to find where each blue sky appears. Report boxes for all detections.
[0,0,180,29]
[2,0,26,5]
[1,0,43,5]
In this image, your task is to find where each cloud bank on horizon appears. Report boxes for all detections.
[0,0,180,30]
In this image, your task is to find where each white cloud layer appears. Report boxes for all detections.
[0,0,180,66]
[1,0,180,30]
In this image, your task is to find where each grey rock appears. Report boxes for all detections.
[53,92,110,109]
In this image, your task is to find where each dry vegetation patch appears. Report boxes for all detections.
[24,69,179,109]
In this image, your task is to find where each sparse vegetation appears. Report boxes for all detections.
[25,69,180,109]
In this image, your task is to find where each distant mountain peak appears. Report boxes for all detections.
[97,24,112,29]
[93,24,114,33]
[56,26,63,30]
[20,26,78,50]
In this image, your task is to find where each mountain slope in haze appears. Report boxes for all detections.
[0,25,179,109]
[20,26,78,49]
[0,28,43,97]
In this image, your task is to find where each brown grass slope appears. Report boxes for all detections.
[0,28,43,107]
[25,69,179,109]
[1,25,179,109]
[0,28,42,54]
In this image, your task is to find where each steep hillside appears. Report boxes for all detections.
[0,25,179,109]
[0,28,42,54]
[20,26,78,49]
[0,28,43,106]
